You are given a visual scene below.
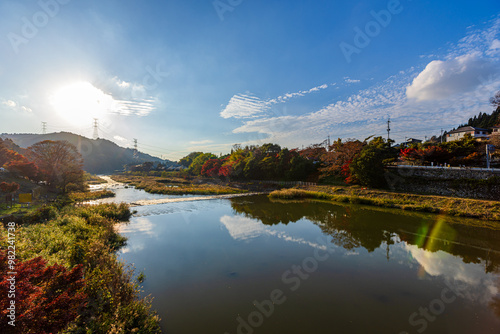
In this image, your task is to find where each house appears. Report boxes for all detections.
[491,125,500,136]
[400,138,423,146]
[446,126,489,142]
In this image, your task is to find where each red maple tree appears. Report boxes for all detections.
[0,251,87,334]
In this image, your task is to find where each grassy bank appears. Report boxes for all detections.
[68,189,116,202]
[84,173,109,185]
[112,174,247,195]
[0,203,161,333]
[269,187,500,221]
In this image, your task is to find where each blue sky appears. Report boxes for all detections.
[1,0,500,160]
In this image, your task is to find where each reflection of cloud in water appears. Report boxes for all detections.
[117,217,155,236]
[406,244,499,304]
[220,215,265,241]
[121,243,145,254]
[219,215,336,252]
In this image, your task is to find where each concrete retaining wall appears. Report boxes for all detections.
[385,166,500,200]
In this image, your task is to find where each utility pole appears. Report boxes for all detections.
[387,117,391,141]
[133,138,138,159]
[93,118,99,140]
[486,145,495,169]
[41,122,47,134]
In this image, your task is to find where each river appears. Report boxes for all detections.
[99,182,500,333]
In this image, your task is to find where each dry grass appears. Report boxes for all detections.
[269,186,500,221]
[68,190,115,202]
[112,174,246,195]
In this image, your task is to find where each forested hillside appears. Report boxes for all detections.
[1,132,173,173]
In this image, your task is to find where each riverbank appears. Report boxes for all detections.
[112,174,249,195]
[269,187,500,221]
[0,202,161,333]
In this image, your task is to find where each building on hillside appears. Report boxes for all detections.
[446,126,489,142]
[491,125,500,136]
[394,138,423,149]
[401,138,423,146]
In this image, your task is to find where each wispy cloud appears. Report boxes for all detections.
[220,83,329,119]
[114,135,128,143]
[189,139,213,145]
[1,98,32,112]
[220,93,270,119]
[108,77,157,116]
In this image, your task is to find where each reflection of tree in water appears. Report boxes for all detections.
[229,196,500,270]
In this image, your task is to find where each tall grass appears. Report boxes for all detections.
[269,188,500,221]
[69,189,115,202]
[0,203,161,333]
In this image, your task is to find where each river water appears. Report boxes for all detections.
[104,185,500,334]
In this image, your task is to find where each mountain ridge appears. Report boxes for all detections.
[0,132,176,174]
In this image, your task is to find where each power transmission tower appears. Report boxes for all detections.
[133,138,138,159]
[387,117,391,141]
[327,135,331,148]
[93,118,99,140]
[41,122,47,134]
[440,129,444,143]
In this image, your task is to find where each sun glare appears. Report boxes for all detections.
[50,81,119,126]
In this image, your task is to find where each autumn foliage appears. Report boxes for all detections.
[0,251,87,334]
[0,182,20,194]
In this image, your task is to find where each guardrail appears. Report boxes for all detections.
[251,180,317,186]
[388,165,500,172]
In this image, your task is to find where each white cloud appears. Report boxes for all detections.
[220,83,329,119]
[490,39,500,50]
[189,139,213,145]
[406,53,498,101]
[114,135,128,143]
[3,100,16,108]
[1,98,32,112]
[112,77,131,88]
[220,93,270,119]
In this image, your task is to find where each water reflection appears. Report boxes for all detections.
[230,196,500,272]
[117,194,500,333]
[229,196,500,322]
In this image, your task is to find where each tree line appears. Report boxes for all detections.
[176,131,497,189]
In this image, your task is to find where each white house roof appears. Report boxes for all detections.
[448,126,488,134]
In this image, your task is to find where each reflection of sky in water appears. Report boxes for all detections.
[406,244,499,304]
[113,188,500,333]
[220,215,334,251]
[219,214,500,308]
